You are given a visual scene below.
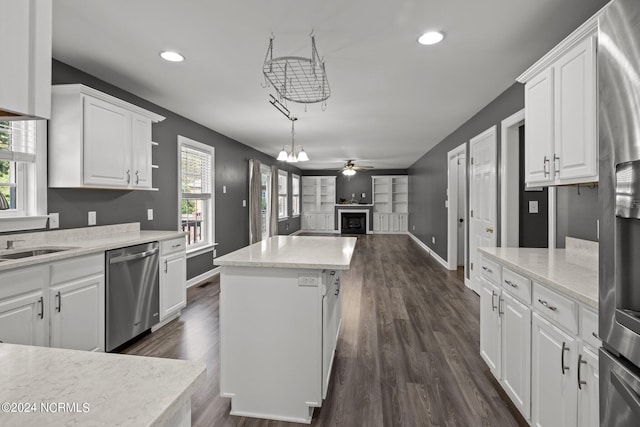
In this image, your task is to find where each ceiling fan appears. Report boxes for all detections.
[339,160,372,176]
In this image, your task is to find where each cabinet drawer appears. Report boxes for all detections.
[581,307,599,349]
[502,268,532,304]
[161,237,186,255]
[533,282,578,334]
[480,256,501,285]
[51,253,104,285]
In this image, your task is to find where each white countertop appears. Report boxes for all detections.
[215,235,357,269]
[0,343,206,427]
[0,223,185,272]
[478,241,598,309]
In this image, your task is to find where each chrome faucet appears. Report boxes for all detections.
[5,239,25,250]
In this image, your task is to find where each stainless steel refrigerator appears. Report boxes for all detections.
[599,0,640,424]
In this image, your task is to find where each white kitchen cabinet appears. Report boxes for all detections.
[0,0,51,119]
[519,24,598,186]
[532,313,578,427]
[159,238,187,322]
[373,213,389,232]
[577,345,599,427]
[49,254,104,352]
[49,84,165,190]
[0,265,48,346]
[480,277,501,375]
[301,177,336,232]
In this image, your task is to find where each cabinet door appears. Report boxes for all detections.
[324,214,335,231]
[554,36,597,181]
[160,252,187,321]
[532,313,577,427]
[50,275,104,352]
[0,290,47,346]
[577,346,599,427]
[375,214,389,232]
[131,113,153,189]
[322,273,340,399]
[525,68,555,185]
[83,96,131,187]
[480,279,501,376]
[302,214,316,230]
[501,291,531,420]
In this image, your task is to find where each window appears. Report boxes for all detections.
[0,120,47,232]
[178,136,214,254]
[260,165,271,240]
[291,174,300,216]
[278,170,288,219]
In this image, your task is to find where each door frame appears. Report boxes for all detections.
[447,143,467,271]
[500,109,525,247]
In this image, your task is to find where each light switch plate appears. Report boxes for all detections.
[529,200,539,214]
[88,211,96,226]
[49,213,59,229]
[147,209,154,221]
[223,185,227,194]
[243,199,247,207]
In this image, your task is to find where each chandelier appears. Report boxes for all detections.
[277,117,309,163]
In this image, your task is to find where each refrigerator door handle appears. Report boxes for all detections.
[611,370,640,418]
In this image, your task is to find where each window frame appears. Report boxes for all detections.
[278,169,288,220]
[177,135,215,257]
[0,120,48,232]
[291,174,300,217]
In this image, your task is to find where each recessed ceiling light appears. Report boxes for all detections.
[160,51,185,62]
[418,31,445,46]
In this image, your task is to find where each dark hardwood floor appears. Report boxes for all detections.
[121,234,528,427]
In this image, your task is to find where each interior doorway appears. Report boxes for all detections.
[447,143,467,272]
[260,165,272,240]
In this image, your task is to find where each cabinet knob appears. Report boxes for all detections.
[486,227,494,233]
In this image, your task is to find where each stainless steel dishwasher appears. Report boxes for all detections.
[105,241,160,352]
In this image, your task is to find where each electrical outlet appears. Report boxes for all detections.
[361,192,366,199]
[49,213,59,229]
[88,211,96,226]
[242,199,247,207]
[432,236,436,244]
[529,200,539,214]
[147,209,154,221]
[412,225,416,231]
[223,185,227,194]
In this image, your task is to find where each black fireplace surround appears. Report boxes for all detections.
[341,212,366,234]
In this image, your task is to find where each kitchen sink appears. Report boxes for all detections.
[0,247,76,260]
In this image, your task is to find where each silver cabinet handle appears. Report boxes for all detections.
[482,266,492,273]
[553,153,560,174]
[126,169,131,184]
[164,260,168,273]
[171,243,182,249]
[135,170,140,184]
[578,354,587,390]
[543,156,550,177]
[491,290,497,311]
[561,342,569,375]
[55,291,61,313]
[505,279,518,288]
[498,295,504,316]
[38,297,44,319]
[538,299,557,311]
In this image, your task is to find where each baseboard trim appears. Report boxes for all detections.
[186,267,220,288]
[408,233,449,270]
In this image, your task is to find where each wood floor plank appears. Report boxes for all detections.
[121,234,527,427]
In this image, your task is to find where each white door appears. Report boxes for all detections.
[479,278,501,376]
[83,95,131,187]
[525,68,555,186]
[50,275,104,352]
[457,153,466,266]
[160,252,187,321]
[131,113,152,189]
[469,126,497,294]
[0,290,47,346]
[501,291,532,419]
[554,36,597,181]
[577,346,599,427]
[532,313,577,427]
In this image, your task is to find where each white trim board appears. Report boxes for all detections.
[186,267,220,288]
[500,109,525,248]
[408,233,449,270]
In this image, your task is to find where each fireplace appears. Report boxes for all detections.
[341,212,366,234]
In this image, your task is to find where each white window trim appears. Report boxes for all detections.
[0,121,48,232]
[291,173,300,217]
[278,169,288,220]
[177,135,215,255]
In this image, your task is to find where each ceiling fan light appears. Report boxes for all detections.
[277,148,288,161]
[342,169,356,176]
[297,148,309,161]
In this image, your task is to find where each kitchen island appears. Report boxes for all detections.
[0,343,206,427]
[216,235,357,424]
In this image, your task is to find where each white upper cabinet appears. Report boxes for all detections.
[49,85,165,190]
[518,16,599,187]
[0,0,52,119]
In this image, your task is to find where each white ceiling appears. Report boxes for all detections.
[52,0,606,171]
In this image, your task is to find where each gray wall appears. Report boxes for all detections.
[49,60,302,280]
[409,83,525,260]
[556,184,599,247]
